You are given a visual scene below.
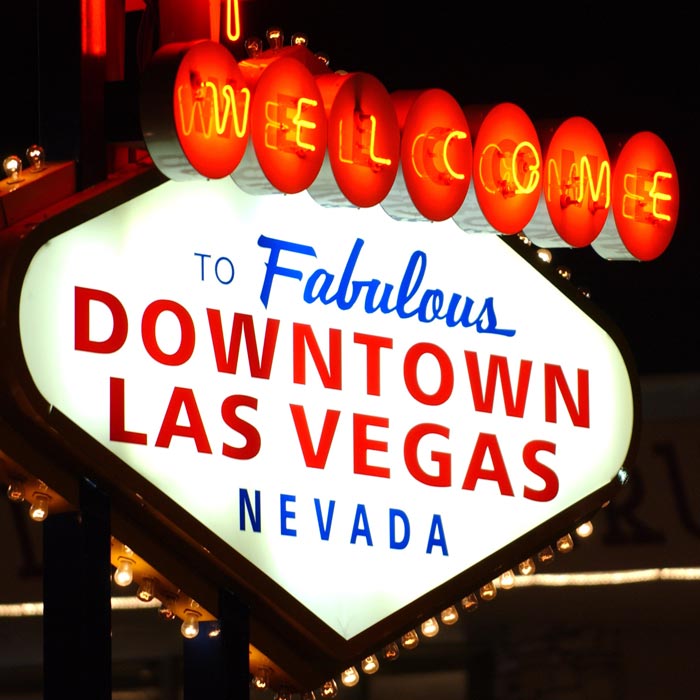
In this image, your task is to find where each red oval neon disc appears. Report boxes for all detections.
[611,131,679,261]
[326,73,400,208]
[250,57,328,194]
[543,116,611,247]
[473,102,542,234]
[399,89,472,221]
[173,41,250,179]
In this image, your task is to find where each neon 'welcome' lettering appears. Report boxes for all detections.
[621,172,645,220]
[292,98,319,151]
[225,0,241,42]
[650,171,673,222]
[338,114,392,167]
[478,141,540,196]
[263,96,319,152]
[546,154,611,210]
[177,81,250,138]
[410,129,467,181]
[146,41,679,258]
[511,141,541,193]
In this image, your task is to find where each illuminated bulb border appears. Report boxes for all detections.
[28,492,51,522]
[113,557,135,587]
[6,480,25,502]
[180,608,201,639]
[136,577,156,602]
[0,489,622,698]
[291,524,605,696]
[360,654,379,675]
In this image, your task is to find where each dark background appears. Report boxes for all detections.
[4,1,698,379]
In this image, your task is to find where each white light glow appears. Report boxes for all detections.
[0,596,161,617]
[512,568,700,587]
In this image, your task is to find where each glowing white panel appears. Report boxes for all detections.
[18,177,634,640]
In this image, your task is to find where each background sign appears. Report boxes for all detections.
[7,168,638,682]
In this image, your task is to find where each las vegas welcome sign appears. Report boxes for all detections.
[9,162,638,681]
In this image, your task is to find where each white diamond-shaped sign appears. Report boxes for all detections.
[13,169,636,672]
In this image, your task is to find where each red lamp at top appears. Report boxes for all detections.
[593,131,679,261]
[541,116,611,248]
[308,72,400,209]
[470,102,542,235]
[382,88,472,222]
[141,40,251,181]
[233,56,328,195]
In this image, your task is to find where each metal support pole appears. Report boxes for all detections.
[183,588,250,700]
[43,478,112,700]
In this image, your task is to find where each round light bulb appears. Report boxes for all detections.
[136,577,155,602]
[158,602,175,620]
[301,692,317,700]
[7,480,25,502]
[340,666,359,687]
[400,629,420,649]
[518,558,536,576]
[251,666,271,690]
[26,144,45,172]
[420,617,439,638]
[576,520,594,538]
[266,27,284,49]
[244,36,262,58]
[536,247,552,263]
[291,33,308,47]
[28,492,50,522]
[360,654,379,675]
[538,545,555,563]
[440,605,459,625]
[319,679,338,698]
[275,687,292,700]
[207,621,221,637]
[113,557,134,586]
[3,155,24,184]
[461,592,479,612]
[556,533,575,552]
[479,581,497,601]
[499,569,516,589]
[181,609,201,639]
[381,641,400,661]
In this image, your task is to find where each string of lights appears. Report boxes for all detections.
[3,566,699,620]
